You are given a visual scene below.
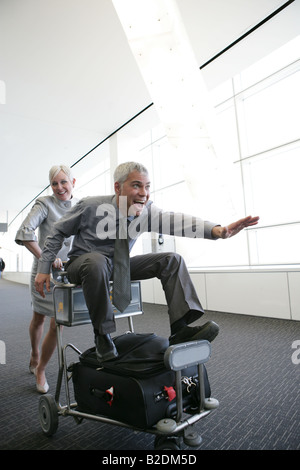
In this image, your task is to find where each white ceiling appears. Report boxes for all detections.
[0,0,298,222]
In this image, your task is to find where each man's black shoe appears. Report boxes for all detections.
[95,334,118,362]
[169,321,219,345]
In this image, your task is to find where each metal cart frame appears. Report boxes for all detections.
[38,280,219,450]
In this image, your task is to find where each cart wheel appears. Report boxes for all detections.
[39,394,59,436]
[154,436,181,450]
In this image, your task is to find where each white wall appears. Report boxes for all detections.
[3,272,31,285]
[140,268,300,321]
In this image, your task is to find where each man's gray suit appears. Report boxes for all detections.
[38,195,218,334]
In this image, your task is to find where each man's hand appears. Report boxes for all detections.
[212,215,259,239]
[35,273,51,298]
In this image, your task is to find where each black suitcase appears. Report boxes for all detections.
[71,333,211,429]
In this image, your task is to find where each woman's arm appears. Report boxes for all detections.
[23,240,42,259]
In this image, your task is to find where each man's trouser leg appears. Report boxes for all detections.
[67,252,116,334]
[130,252,204,326]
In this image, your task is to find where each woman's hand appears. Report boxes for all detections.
[52,258,63,269]
[34,273,51,298]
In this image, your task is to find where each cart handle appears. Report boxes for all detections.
[164,340,211,371]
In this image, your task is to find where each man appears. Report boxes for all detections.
[35,161,259,362]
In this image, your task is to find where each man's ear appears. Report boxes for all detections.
[114,181,120,194]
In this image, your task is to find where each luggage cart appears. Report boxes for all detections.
[38,276,219,450]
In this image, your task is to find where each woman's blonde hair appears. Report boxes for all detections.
[49,165,74,184]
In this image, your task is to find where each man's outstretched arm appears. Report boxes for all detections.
[211,215,259,239]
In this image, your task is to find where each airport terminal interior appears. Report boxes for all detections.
[0,0,300,451]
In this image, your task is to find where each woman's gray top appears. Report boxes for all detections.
[15,195,78,316]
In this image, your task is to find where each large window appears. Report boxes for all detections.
[136,35,300,268]
[234,35,300,267]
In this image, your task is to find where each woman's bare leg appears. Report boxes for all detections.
[29,311,45,371]
[35,317,58,388]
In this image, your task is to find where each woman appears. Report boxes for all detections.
[15,165,77,393]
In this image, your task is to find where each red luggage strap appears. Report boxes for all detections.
[164,385,176,401]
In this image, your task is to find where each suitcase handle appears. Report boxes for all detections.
[90,386,114,406]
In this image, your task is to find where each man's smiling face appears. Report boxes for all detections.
[115,170,150,216]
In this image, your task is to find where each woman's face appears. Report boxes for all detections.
[51,170,75,201]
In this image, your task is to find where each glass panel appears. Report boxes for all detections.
[248,224,300,265]
[238,70,300,156]
[183,230,250,268]
[212,102,245,219]
[151,137,183,192]
[209,78,234,105]
[152,181,191,213]
[242,142,300,226]
[214,100,240,164]
[75,169,110,199]
[236,35,300,92]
